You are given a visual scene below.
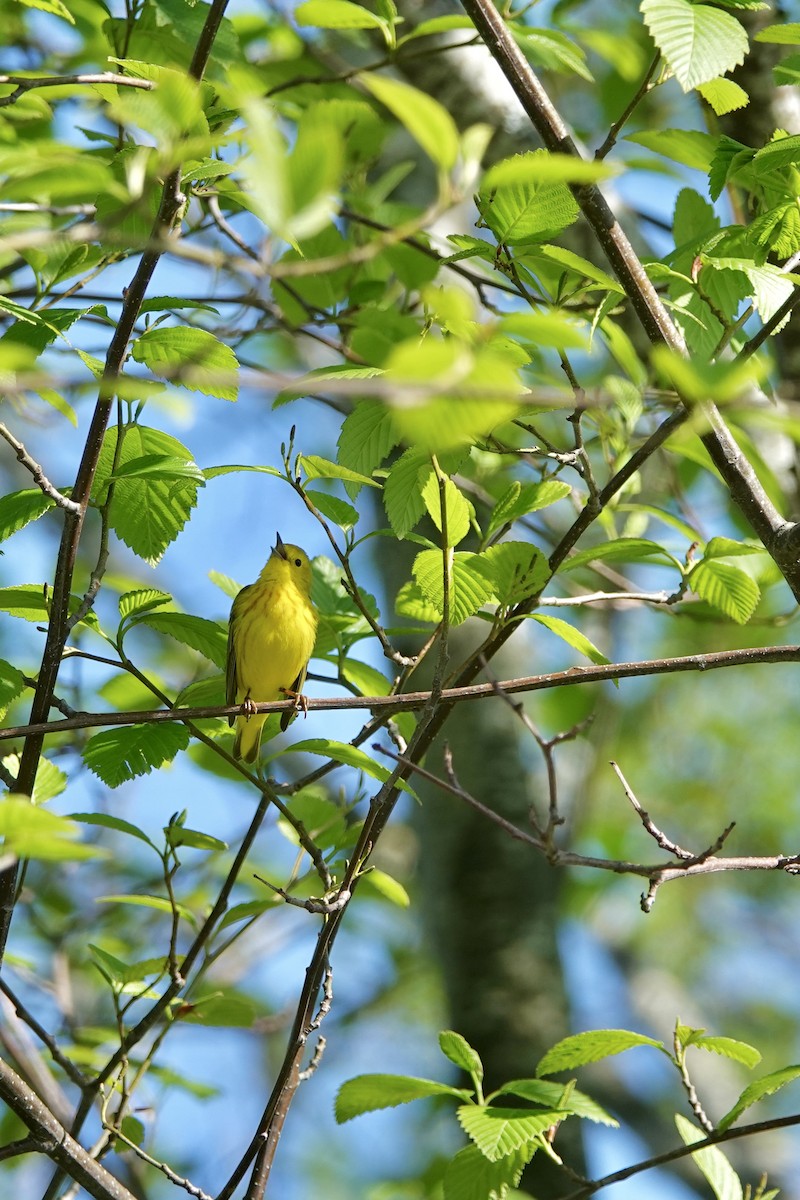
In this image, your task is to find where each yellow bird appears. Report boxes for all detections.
[226,534,318,763]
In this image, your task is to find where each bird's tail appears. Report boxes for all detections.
[233,714,266,764]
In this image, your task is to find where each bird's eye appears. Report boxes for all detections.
[294,557,302,567]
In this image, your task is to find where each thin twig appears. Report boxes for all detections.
[0,424,80,512]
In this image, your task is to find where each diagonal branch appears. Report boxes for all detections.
[458,0,799,592]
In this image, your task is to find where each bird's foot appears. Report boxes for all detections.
[240,696,258,720]
[280,688,309,719]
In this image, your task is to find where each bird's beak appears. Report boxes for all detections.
[274,532,288,560]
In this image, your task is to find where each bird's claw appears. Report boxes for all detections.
[240,696,258,720]
[281,688,309,719]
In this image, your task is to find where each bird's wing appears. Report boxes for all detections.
[226,585,251,726]
[280,663,308,732]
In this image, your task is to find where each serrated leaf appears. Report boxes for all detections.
[339,658,391,696]
[497,1079,618,1126]
[131,326,238,401]
[275,738,401,788]
[689,560,760,623]
[0,659,26,714]
[457,1105,561,1162]
[0,585,50,622]
[0,796,104,862]
[483,152,615,188]
[675,1115,743,1200]
[137,612,228,668]
[689,1036,761,1069]
[413,549,495,625]
[93,426,199,565]
[420,473,472,547]
[562,538,680,573]
[0,489,56,542]
[530,615,610,665]
[335,1074,471,1123]
[337,400,398,486]
[360,73,458,170]
[300,454,379,489]
[697,76,748,114]
[109,453,206,484]
[276,365,384,409]
[443,1144,529,1200]
[118,589,172,621]
[305,489,359,530]
[70,812,157,849]
[625,128,718,171]
[537,1029,663,1076]
[383,448,432,538]
[473,542,549,608]
[718,1064,800,1131]
[30,756,67,804]
[486,480,572,538]
[395,580,441,623]
[296,0,388,31]
[641,0,748,91]
[478,151,580,242]
[83,724,191,787]
[439,1031,484,1081]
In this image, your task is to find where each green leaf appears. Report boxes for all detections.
[358,868,410,907]
[530,243,626,293]
[496,1079,618,1126]
[500,310,590,351]
[83,724,191,788]
[109,454,206,484]
[562,538,680,573]
[0,659,26,715]
[473,542,549,608]
[305,490,359,531]
[718,1064,800,1131]
[395,580,441,623]
[386,339,520,452]
[478,151,580,242]
[30,756,67,804]
[339,658,391,696]
[136,612,228,668]
[337,401,398,484]
[118,589,172,622]
[443,1144,529,1200]
[641,0,748,91]
[300,454,380,489]
[687,1035,762,1070]
[0,489,56,542]
[537,1029,663,1076]
[276,365,384,409]
[457,1105,562,1162]
[0,585,50,622]
[413,549,495,625]
[689,560,760,624]
[483,152,616,189]
[697,76,748,115]
[15,0,74,23]
[219,900,277,931]
[486,480,572,538]
[439,1031,484,1082]
[166,826,228,852]
[276,739,402,788]
[335,1074,471,1123]
[420,473,472,547]
[177,993,257,1027]
[131,327,239,401]
[755,21,800,43]
[70,812,157,849]
[675,1115,743,1200]
[277,790,347,851]
[383,448,432,538]
[96,894,195,922]
[0,796,104,862]
[296,0,389,31]
[625,128,718,171]
[530,615,610,666]
[93,426,200,565]
[360,73,458,171]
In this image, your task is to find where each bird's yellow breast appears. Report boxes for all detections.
[232,578,317,702]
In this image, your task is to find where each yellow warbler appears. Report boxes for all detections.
[226,533,318,763]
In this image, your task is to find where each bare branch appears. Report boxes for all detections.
[0,423,80,513]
